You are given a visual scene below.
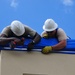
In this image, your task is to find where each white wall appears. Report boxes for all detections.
[1,50,75,75]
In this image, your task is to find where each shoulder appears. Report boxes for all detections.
[57,28,64,31]
[23,24,37,36]
[24,24,36,32]
[57,28,67,37]
[5,25,10,28]
[57,28,65,33]
[24,24,32,29]
[1,26,11,32]
[57,28,68,41]
[1,25,11,36]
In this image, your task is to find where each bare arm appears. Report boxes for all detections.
[27,33,41,51]
[0,34,24,46]
[52,40,67,50]
[33,33,41,44]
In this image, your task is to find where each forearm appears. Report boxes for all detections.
[0,40,11,45]
[33,33,41,44]
[52,40,67,50]
[0,37,21,45]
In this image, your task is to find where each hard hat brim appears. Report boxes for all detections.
[43,23,58,31]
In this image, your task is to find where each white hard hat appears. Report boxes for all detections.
[10,20,25,36]
[43,19,58,31]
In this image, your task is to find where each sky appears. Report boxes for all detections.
[0,0,75,39]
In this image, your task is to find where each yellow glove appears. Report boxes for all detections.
[41,46,52,54]
[43,34,48,38]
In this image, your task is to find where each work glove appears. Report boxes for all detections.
[41,46,52,54]
[27,41,35,51]
[43,34,48,38]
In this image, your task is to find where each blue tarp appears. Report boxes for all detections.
[1,38,75,54]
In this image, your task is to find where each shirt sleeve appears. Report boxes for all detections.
[1,26,11,37]
[57,28,68,41]
[25,25,36,37]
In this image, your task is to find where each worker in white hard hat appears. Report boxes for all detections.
[41,19,69,54]
[0,20,41,51]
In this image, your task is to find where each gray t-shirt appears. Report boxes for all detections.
[1,25,36,38]
[41,28,68,41]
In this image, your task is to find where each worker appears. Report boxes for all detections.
[41,19,69,54]
[0,20,41,51]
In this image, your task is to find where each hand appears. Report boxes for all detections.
[14,37,25,45]
[27,42,34,51]
[41,46,52,54]
[20,37,25,42]
[10,41,16,49]
[10,37,25,49]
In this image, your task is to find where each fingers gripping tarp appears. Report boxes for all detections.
[0,38,75,54]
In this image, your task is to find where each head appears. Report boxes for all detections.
[43,19,58,33]
[10,20,25,36]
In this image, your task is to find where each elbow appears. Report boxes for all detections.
[62,40,67,48]
[34,33,41,43]
[37,34,41,41]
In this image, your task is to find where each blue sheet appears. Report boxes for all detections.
[1,38,75,54]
